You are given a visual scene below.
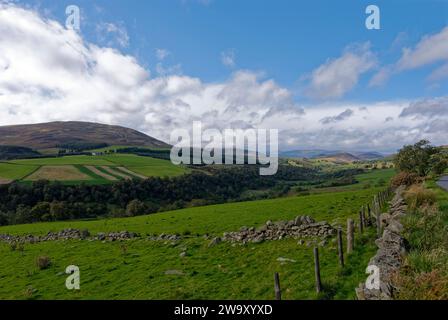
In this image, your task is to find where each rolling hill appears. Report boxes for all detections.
[280,149,384,162]
[0,121,170,150]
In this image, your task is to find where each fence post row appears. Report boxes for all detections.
[301,187,392,299]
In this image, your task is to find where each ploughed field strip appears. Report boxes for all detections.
[24,165,92,181]
[100,166,133,180]
[116,166,147,179]
[85,166,118,181]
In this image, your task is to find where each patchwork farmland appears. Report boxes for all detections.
[0,154,187,185]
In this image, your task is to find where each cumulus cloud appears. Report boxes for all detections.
[304,43,376,100]
[0,3,446,153]
[0,4,304,144]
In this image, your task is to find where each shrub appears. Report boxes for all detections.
[430,153,448,175]
[395,196,448,299]
[404,185,436,211]
[390,172,420,188]
[36,255,51,270]
[125,199,147,217]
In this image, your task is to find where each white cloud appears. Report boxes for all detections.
[0,3,446,153]
[304,43,376,100]
[400,96,448,118]
[221,49,236,68]
[428,63,448,82]
[369,26,448,86]
[397,27,448,71]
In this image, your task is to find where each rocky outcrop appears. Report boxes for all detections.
[221,216,336,244]
[356,186,408,300]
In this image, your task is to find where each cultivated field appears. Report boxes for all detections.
[0,154,188,184]
[25,166,92,181]
[0,170,391,300]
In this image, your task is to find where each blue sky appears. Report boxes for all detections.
[28,0,448,101]
[0,0,447,151]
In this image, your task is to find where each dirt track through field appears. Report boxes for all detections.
[101,166,132,180]
[0,179,12,185]
[116,167,147,179]
[85,166,118,181]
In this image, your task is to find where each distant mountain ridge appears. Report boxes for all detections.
[0,121,170,149]
[280,149,385,162]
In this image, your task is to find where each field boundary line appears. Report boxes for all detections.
[85,166,118,181]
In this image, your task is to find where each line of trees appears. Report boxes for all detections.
[0,165,364,226]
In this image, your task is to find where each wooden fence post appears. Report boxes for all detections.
[274,272,281,300]
[367,203,371,221]
[337,227,344,267]
[362,206,367,226]
[358,210,364,234]
[347,219,354,254]
[314,247,322,294]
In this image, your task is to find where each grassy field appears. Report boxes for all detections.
[0,173,388,300]
[304,168,395,194]
[9,156,115,166]
[0,163,39,181]
[0,154,188,184]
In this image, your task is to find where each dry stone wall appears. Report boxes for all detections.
[356,186,408,300]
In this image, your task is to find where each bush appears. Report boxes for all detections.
[36,255,51,270]
[390,172,420,188]
[430,153,448,175]
[394,140,439,176]
[125,199,147,217]
[404,185,437,211]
